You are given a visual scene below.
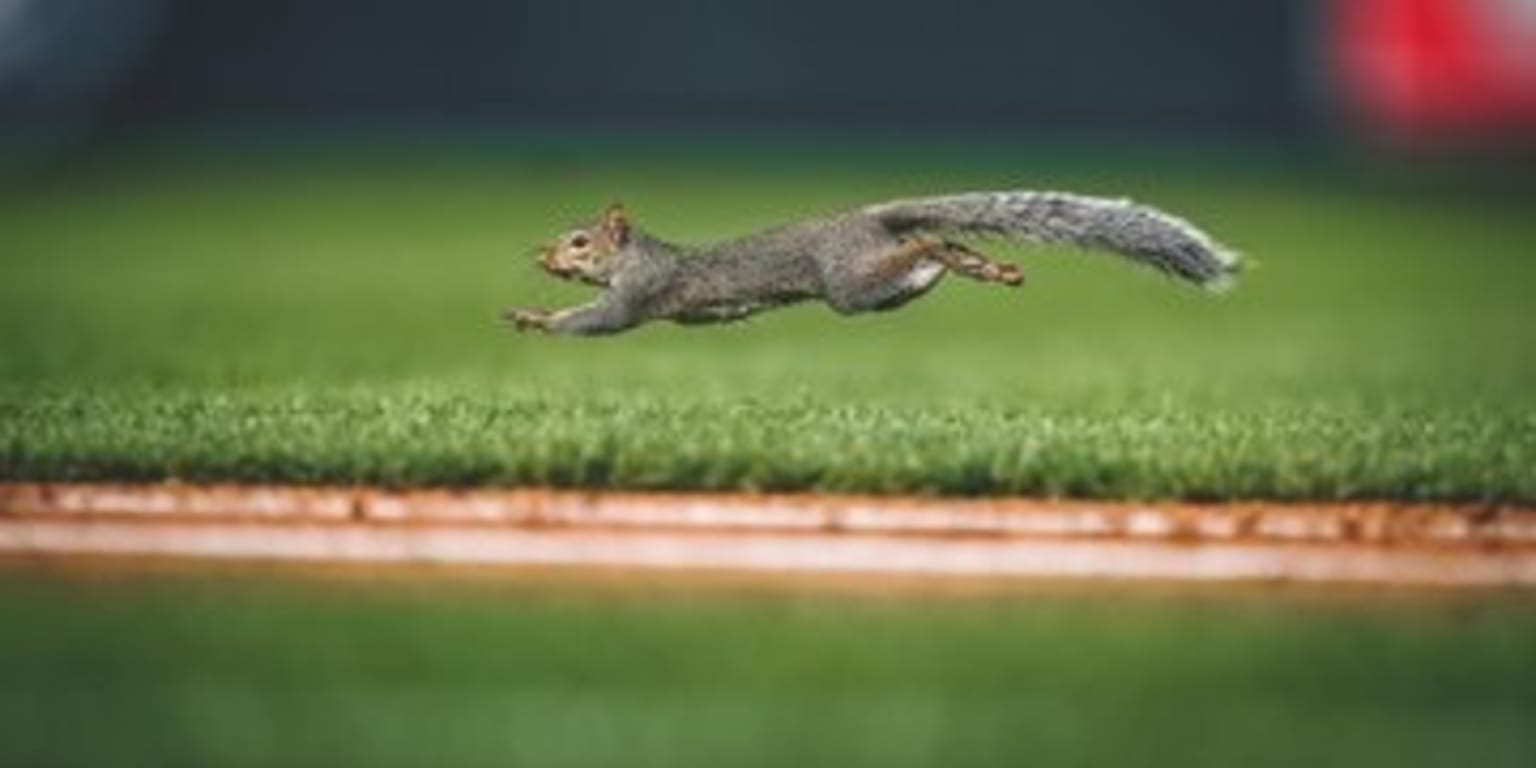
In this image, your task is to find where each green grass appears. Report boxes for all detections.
[2,138,1535,500]
[6,141,1531,767]
[0,574,1531,768]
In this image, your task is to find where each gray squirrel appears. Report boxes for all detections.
[504,191,1239,336]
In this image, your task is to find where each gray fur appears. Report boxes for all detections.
[865,191,1240,289]
[507,190,1239,336]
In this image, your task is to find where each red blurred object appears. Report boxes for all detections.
[1330,0,1536,141]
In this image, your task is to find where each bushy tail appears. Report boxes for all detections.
[865,191,1240,290]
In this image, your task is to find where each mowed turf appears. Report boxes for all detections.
[2,139,1534,500]
[0,574,1532,768]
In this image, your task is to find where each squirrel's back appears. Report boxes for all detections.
[669,219,852,305]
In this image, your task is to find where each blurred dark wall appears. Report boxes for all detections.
[6,0,1313,141]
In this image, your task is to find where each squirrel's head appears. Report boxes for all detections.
[536,203,632,287]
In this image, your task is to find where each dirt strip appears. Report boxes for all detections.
[2,483,1534,587]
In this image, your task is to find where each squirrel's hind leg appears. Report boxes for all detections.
[930,241,1024,286]
[824,238,949,313]
[863,260,947,312]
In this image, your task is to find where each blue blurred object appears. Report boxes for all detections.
[3,1,1303,143]
[0,0,164,165]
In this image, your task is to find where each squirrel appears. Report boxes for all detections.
[503,191,1239,336]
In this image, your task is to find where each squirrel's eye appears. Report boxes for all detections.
[569,234,590,249]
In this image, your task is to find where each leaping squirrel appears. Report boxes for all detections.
[504,191,1239,336]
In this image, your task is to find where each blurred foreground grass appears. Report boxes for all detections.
[2,138,1534,499]
[0,573,1532,768]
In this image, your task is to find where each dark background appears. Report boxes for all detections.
[2,0,1314,145]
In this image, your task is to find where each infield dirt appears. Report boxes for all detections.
[4,483,1533,588]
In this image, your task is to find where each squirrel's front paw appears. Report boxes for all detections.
[501,308,552,332]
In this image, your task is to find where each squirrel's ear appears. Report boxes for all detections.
[602,202,631,246]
